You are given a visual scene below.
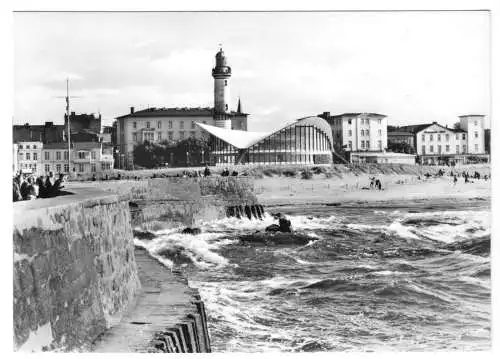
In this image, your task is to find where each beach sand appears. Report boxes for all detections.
[255,173,491,206]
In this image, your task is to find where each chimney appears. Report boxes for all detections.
[130,106,135,114]
[323,111,330,118]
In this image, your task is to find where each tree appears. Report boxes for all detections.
[133,141,163,168]
[387,141,415,154]
[453,122,461,130]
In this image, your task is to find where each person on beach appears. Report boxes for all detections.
[25,177,38,200]
[13,177,22,202]
[453,175,458,185]
[370,177,375,189]
[204,166,211,177]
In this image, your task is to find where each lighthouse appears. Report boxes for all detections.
[212,47,232,129]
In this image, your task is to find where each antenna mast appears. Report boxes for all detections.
[66,78,71,174]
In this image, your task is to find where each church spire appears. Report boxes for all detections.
[237,97,242,113]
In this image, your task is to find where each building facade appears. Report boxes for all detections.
[318,112,388,154]
[388,115,488,165]
[115,48,248,169]
[350,152,416,164]
[16,141,44,175]
[199,116,334,166]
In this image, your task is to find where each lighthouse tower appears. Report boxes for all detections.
[212,47,232,129]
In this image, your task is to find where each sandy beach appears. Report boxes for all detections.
[255,173,491,206]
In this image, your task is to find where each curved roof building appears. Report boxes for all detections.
[198,116,335,166]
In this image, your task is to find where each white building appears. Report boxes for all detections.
[391,115,488,165]
[16,141,43,175]
[319,112,388,153]
[115,48,248,169]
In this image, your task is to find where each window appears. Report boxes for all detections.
[133,122,137,129]
[19,145,23,149]
[475,144,479,152]
[168,132,173,140]
[225,104,228,111]
[445,145,450,152]
[191,121,196,129]
[475,131,478,138]
[361,119,364,125]
[463,145,467,153]
[33,164,36,172]
[430,145,434,153]
[78,151,86,159]
[33,153,37,161]
[19,153,23,159]
[366,140,370,149]
[26,153,30,160]
[44,151,49,160]
[168,121,173,129]
[474,120,478,126]
[91,163,97,172]
[456,145,459,153]
[365,119,370,125]
[378,129,382,136]
[438,145,442,153]
[78,164,85,173]
[422,145,426,154]
[378,140,382,150]
[361,140,365,149]
[44,164,50,173]
[445,134,449,141]
[366,130,370,136]
[56,164,61,173]
[348,119,352,125]
[146,121,151,129]
[348,141,352,149]
[157,121,162,129]
[157,132,162,141]
[348,130,352,137]
[133,133,137,142]
[462,134,466,140]
[33,145,37,149]
[190,131,196,138]
[180,121,184,129]
[361,130,364,136]
[26,145,30,149]
[430,134,433,141]
[225,80,227,86]
[179,131,185,140]
[91,151,96,160]
[437,134,441,141]
[56,151,61,160]
[64,164,69,173]
[456,134,459,140]
[378,119,382,125]
[101,163,111,171]
[421,134,425,141]
[64,151,69,160]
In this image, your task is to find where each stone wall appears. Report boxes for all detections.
[13,189,141,351]
[68,177,259,230]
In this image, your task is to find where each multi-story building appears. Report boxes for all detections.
[16,141,43,175]
[115,48,249,169]
[388,115,489,165]
[41,143,70,174]
[318,112,388,160]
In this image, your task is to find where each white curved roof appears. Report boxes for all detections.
[197,116,334,150]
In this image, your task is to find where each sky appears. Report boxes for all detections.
[13,11,490,132]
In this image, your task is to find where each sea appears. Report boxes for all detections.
[134,198,491,352]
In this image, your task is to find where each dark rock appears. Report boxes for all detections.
[133,230,156,240]
[181,228,202,235]
[265,224,280,233]
[271,212,284,220]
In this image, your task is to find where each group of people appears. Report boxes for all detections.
[369,176,383,190]
[13,171,66,202]
[221,168,239,177]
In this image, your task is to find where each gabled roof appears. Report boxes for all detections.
[394,123,466,134]
[116,107,248,119]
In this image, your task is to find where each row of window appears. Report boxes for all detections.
[346,140,384,150]
[41,162,112,173]
[422,133,475,142]
[18,144,38,150]
[132,120,203,130]
[132,131,197,142]
[18,150,99,161]
[421,144,479,154]
[344,129,383,137]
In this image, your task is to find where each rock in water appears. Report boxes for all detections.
[265,224,280,233]
[181,227,202,235]
[279,218,292,232]
[133,229,156,240]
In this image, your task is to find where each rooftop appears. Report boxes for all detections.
[116,107,248,119]
[320,112,387,118]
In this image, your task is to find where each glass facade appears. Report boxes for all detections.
[209,120,333,166]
